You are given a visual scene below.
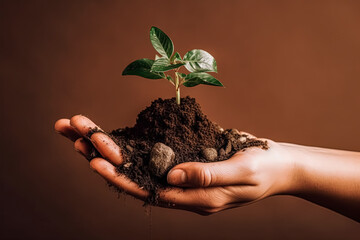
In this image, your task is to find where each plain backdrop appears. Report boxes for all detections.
[1,0,360,239]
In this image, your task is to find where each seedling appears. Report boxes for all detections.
[122,26,224,105]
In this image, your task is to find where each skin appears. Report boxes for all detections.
[54,115,360,221]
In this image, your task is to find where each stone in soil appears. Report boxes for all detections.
[149,142,175,178]
[202,148,218,161]
[102,97,269,205]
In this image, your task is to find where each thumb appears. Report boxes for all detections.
[167,154,249,187]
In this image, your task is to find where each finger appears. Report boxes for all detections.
[89,158,221,212]
[90,158,148,199]
[54,118,81,141]
[70,115,101,136]
[90,132,123,165]
[91,158,232,212]
[158,187,206,207]
[158,186,228,212]
[167,153,253,187]
[90,158,215,209]
[74,138,94,159]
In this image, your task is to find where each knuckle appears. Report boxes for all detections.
[232,157,257,178]
[240,161,259,184]
[246,161,258,175]
[198,167,215,187]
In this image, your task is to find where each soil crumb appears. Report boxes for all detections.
[99,97,268,204]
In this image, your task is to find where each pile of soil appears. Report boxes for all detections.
[92,97,268,204]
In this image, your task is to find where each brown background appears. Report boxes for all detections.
[1,0,360,239]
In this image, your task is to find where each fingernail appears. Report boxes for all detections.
[167,169,187,185]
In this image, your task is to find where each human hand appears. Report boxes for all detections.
[54,115,296,215]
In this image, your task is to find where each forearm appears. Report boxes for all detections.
[281,143,360,221]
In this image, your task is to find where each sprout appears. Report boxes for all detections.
[122,26,224,105]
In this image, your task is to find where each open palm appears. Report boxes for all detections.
[55,115,293,215]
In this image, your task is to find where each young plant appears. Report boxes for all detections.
[122,26,224,105]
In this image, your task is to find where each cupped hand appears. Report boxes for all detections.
[55,115,295,215]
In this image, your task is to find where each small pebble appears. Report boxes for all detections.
[219,148,226,156]
[214,123,224,132]
[149,142,175,178]
[225,140,232,154]
[126,145,134,152]
[230,128,240,135]
[239,136,247,143]
[123,162,132,168]
[243,133,256,139]
[202,148,218,161]
[129,140,135,147]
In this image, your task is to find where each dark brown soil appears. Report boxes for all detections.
[89,97,268,204]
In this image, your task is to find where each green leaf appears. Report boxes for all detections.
[176,72,187,78]
[122,58,165,79]
[170,52,182,62]
[150,26,174,59]
[183,72,223,87]
[155,54,161,60]
[166,75,174,83]
[183,49,217,73]
[151,57,185,72]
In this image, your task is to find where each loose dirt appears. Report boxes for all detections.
[88,97,268,204]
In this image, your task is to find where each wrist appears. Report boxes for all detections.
[270,143,360,221]
[275,142,307,196]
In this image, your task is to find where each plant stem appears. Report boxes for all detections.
[175,71,180,105]
[176,86,180,105]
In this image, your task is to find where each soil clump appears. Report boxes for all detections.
[90,96,268,204]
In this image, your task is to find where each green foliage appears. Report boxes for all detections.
[151,57,185,72]
[122,59,165,79]
[150,26,174,59]
[122,26,224,104]
[183,49,217,73]
[170,52,182,62]
[183,72,223,87]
